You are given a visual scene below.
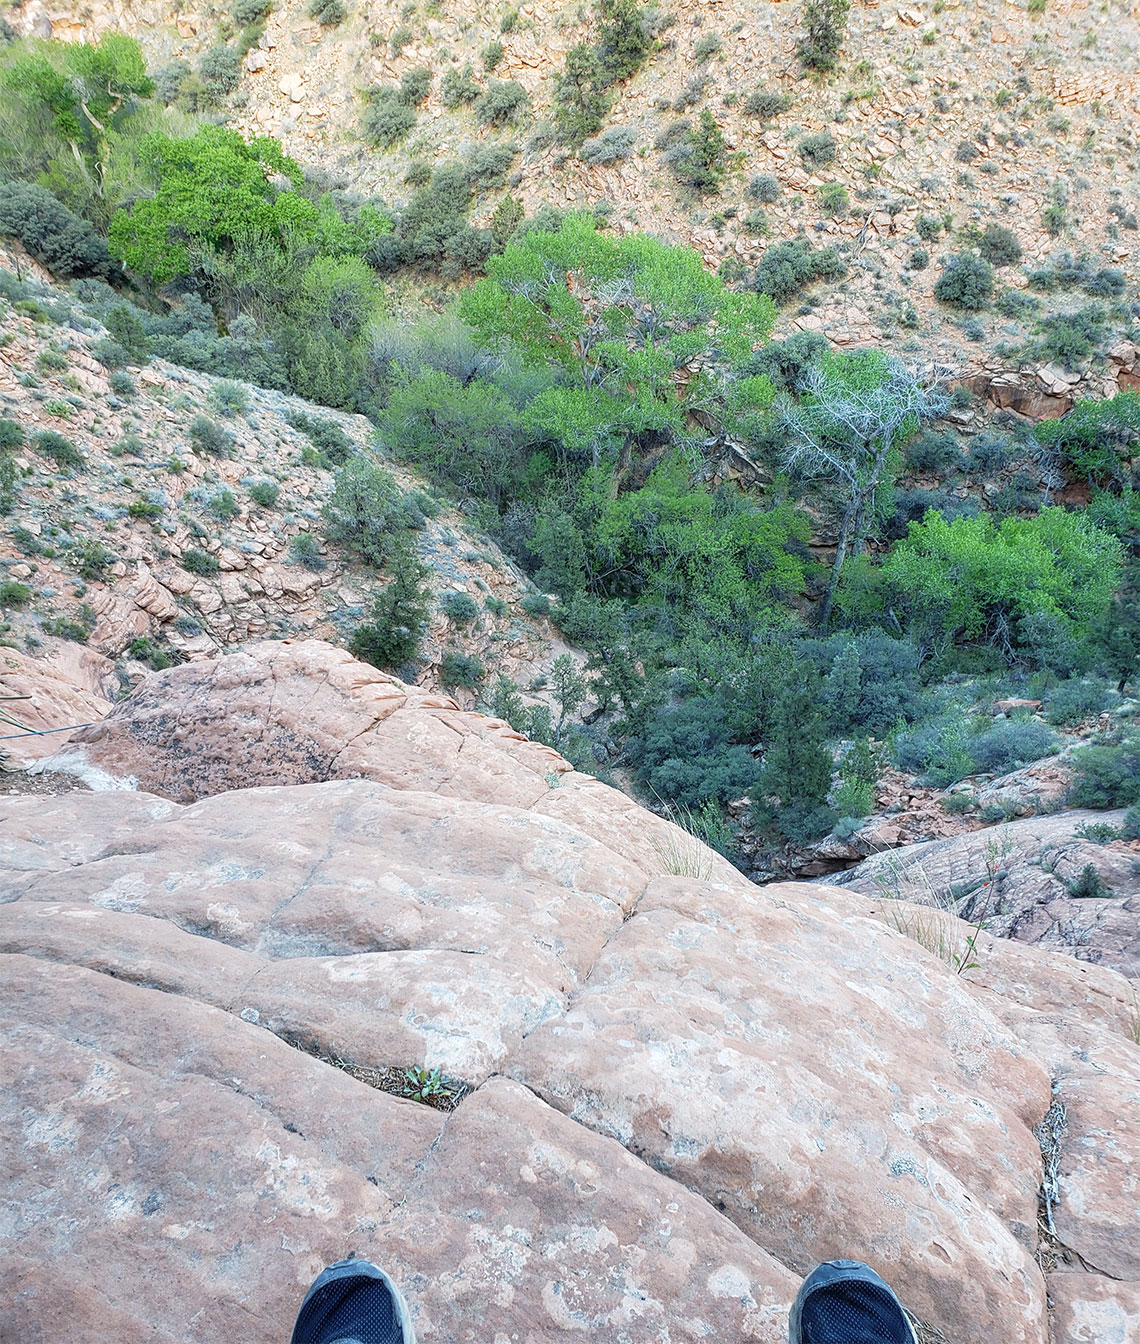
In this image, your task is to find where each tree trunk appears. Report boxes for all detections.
[820,498,860,629]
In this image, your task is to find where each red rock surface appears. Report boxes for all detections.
[3,641,1137,1344]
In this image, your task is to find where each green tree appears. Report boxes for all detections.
[349,539,431,670]
[752,665,835,842]
[796,0,851,70]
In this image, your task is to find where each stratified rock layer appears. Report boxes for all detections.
[5,642,1139,1344]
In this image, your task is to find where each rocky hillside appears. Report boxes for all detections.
[0,246,580,750]
[3,639,1138,1344]
[22,0,1140,370]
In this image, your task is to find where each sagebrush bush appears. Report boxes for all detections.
[0,419,26,451]
[308,0,346,23]
[440,590,479,623]
[361,88,417,147]
[182,547,220,576]
[475,79,528,126]
[753,239,845,304]
[798,131,837,167]
[189,414,235,457]
[580,126,636,164]
[905,427,962,474]
[400,66,432,107]
[968,719,1059,775]
[465,143,518,189]
[1033,305,1106,367]
[0,182,117,280]
[34,429,83,469]
[1068,736,1140,808]
[747,174,781,203]
[441,66,480,107]
[286,533,326,569]
[249,480,279,508]
[440,650,485,687]
[1044,679,1115,726]
[977,224,1022,267]
[797,0,850,69]
[743,90,792,119]
[234,0,270,23]
[934,252,994,310]
[893,712,973,786]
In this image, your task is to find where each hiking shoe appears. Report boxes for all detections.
[789,1260,917,1344]
[290,1258,415,1344]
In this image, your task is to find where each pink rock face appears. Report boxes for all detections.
[4,643,1139,1344]
[0,640,115,766]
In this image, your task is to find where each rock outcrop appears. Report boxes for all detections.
[4,643,1139,1344]
[836,811,1140,979]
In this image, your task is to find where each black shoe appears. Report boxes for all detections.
[290,1258,415,1344]
[789,1260,917,1344]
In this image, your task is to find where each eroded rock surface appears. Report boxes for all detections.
[4,643,1139,1344]
[836,813,1140,978]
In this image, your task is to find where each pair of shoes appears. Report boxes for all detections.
[789,1260,917,1344]
[290,1258,415,1344]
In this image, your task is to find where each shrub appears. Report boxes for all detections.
[465,143,519,189]
[0,419,25,452]
[286,410,353,466]
[1067,736,1140,808]
[362,88,417,147]
[753,239,845,304]
[127,499,163,520]
[798,131,837,167]
[475,79,529,125]
[127,636,182,670]
[440,590,479,623]
[108,371,136,397]
[977,224,1022,267]
[483,40,505,70]
[188,414,235,457]
[350,543,432,669]
[0,580,31,606]
[1033,305,1106,367]
[234,0,270,22]
[309,0,347,23]
[748,174,781,203]
[968,719,1059,774]
[249,480,279,508]
[400,66,432,107]
[894,713,973,786]
[198,45,242,100]
[743,90,792,119]
[664,109,729,193]
[905,427,962,474]
[1121,805,1140,840]
[155,59,192,104]
[34,430,83,469]
[694,34,722,62]
[286,533,326,569]
[1067,863,1111,898]
[1044,678,1114,726]
[966,431,1015,476]
[580,126,636,164]
[996,289,1039,319]
[441,66,481,107]
[323,457,412,566]
[209,380,249,416]
[0,182,117,280]
[934,252,994,310]
[72,539,117,581]
[954,140,979,163]
[440,650,485,687]
[206,488,240,521]
[389,24,413,54]
[797,0,851,70]
[521,592,552,616]
[915,214,942,241]
[182,547,220,576]
[634,698,758,806]
[818,182,849,217]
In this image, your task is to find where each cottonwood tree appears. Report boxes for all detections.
[778,351,950,627]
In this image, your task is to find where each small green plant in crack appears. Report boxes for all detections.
[403,1065,452,1103]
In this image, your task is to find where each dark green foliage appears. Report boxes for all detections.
[893,713,973,786]
[934,253,994,309]
[634,698,758,806]
[441,590,479,623]
[440,650,485,687]
[389,24,413,54]
[968,719,1059,774]
[362,88,417,147]
[915,215,942,241]
[400,66,432,107]
[801,632,922,735]
[1036,394,1140,487]
[197,46,242,101]
[155,59,192,104]
[308,0,347,23]
[71,539,117,581]
[234,0,271,23]
[209,379,249,416]
[108,370,135,396]
[0,182,117,279]
[909,249,929,271]
[663,109,729,194]
[349,540,431,670]
[104,305,150,362]
[747,174,781,203]
[1121,806,1140,840]
[796,0,851,69]
[41,604,96,642]
[1044,678,1114,726]
[182,547,220,575]
[323,457,416,566]
[188,414,234,457]
[752,670,835,842]
[753,239,845,304]
[0,580,31,606]
[1067,863,1111,899]
[521,592,552,616]
[34,429,82,469]
[249,480,279,507]
[465,143,519,189]
[694,34,722,63]
[905,427,962,474]
[1031,305,1107,368]
[483,40,505,71]
[372,163,487,276]
[286,534,325,569]
[745,331,827,393]
[798,131,837,167]
[206,488,239,521]
[475,79,528,126]
[966,431,1015,477]
[552,0,655,145]
[0,419,25,452]
[286,410,353,466]
[1092,559,1140,692]
[127,499,163,520]
[744,90,792,119]
[441,66,480,108]
[977,224,1022,267]
[1068,736,1140,808]
[127,636,183,670]
[996,289,1039,319]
